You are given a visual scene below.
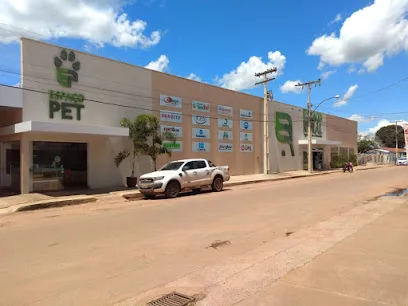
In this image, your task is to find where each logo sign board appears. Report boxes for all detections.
[240,120,253,131]
[192,101,210,112]
[275,111,295,156]
[240,144,253,153]
[160,94,182,108]
[50,49,85,121]
[240,109,253,120]
[160,110,182,123]
[161,126,182,138]
[192,128,210,139]
[218,143,233,152]
[192,142,210,152]
[192,115,210,126]
[218,118,233,128]
[240,132,253,142]
[218,130,233,140]
[163,141,182,152]
[217,105,233,116]
[303,109,324,138]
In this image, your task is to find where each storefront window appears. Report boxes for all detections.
[32,142,87,191]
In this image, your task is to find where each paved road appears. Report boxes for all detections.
[0,167,407,306]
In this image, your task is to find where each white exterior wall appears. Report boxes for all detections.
[20,38,154,189]
[268,101,327,173]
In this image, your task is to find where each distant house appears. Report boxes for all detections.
[366,147,406,158]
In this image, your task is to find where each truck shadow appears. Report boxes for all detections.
[146,188,232,200]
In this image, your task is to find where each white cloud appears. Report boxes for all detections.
[187,73,201,82]
[348,114,376,122]
[348,66,356,73]
[0,0,161,48]
[280,80,302,94]
[321,70,336,80]
[217,51,286,91]
[334,84,358,107]
[145,55,169,72]
[329,13,342,25]
[363,119,408,135]
[308,0,408,72]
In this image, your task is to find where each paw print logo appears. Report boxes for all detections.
[54,49,81,88]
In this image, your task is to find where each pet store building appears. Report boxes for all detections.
[0,38,357,194]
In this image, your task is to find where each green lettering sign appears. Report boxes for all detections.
[275,111,295,156]
[303,109,323,138]
[49,101,84,120]
[49,49,85,121]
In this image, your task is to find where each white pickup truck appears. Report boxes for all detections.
[138,158,230,199]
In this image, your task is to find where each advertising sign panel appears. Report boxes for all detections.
[192,142,210,152]
[161,125,182,138]
[192,101,210,112]
[240,120,253,131]
[192,128,210,139]
[240,109,253,120]
[218,118,233,128]
[217,105,233,116]
[192,115,210,126]
[160,94,182,108]
[218,130,233,140]
[160,110,182,123]
[240,144,253,153]
[218,143,233,152]
[163,141,182,152]
[240,132,253,142]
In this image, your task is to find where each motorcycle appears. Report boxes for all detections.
[343,162,354,173]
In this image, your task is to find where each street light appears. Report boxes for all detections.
[307,95,340,173]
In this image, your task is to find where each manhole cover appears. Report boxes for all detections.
[146,292,195,306]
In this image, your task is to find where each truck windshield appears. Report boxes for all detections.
[160,162,184,171]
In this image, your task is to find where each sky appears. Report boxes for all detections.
[0,0,408,136]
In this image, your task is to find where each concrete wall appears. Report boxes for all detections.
[0,107,22,128]
[20,38,154,188]
[326,115,358,153]
[21,38,153,126]
[152,71,263,175]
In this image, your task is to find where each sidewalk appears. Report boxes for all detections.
[239,200,408,306]
[0,164,393,214]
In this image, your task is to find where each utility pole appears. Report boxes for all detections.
[255,68,277,174]
[296,79,321,173]
[396,120,402,163]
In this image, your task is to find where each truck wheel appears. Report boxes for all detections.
[165,181,180,198]
[212,176,223,192]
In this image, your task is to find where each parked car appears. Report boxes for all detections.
[397,157,408,166]
[138,159,230,199]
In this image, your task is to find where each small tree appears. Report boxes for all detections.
[114,117,146,178]
[115,114,177,174]
[136,114,177,170]
[358,139,377,153]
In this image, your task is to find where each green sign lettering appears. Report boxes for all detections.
[49,49,85,121]
[303,109,323,138]
[275,111,295,156]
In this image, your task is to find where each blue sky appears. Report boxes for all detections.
[1,0,408,135]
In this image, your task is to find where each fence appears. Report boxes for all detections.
[357,153,396,166]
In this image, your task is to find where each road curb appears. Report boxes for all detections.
[3,165,389,213]
[15,197,97,212]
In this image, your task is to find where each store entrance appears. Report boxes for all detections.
[313,150,324,170]
[32,142,87,192]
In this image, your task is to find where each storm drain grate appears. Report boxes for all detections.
[146,292,195,306]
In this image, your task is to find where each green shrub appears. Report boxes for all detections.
[330,153,357,168]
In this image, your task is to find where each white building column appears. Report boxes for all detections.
[20,134,32,194]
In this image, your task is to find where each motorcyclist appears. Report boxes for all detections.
[344,161,353,172]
